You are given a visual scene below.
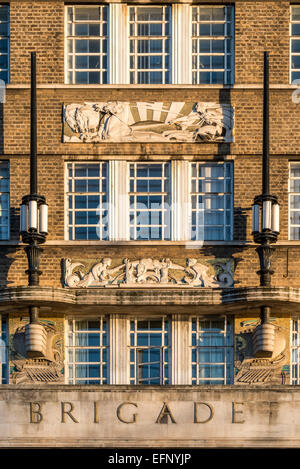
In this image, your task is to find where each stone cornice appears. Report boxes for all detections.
[2,285,300,314]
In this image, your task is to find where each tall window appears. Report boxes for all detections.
[0,5,9,84]
[0,161,9,240]
[191,5,234,84]
[66,318,108,384]
[289,163,300,239]
[66,162,108,240]
[129,162,171,240]
[129,318,169,385]
[291,6,300,83]
[190,162,233,241]
[191,316,233,385]
[291,319,300,384]
[66,5,108,84]
[0,316,7,384]
[129,6,171,84]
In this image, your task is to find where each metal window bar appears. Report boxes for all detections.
[129,6,171,84]
[129,318,169,385]
[129,162,171,240]
[190,162,233,241]
[66,162,108,240]
[191,316,233,385]
[67,318,108,385]
[191,5,234,85]
[66,5,108,84]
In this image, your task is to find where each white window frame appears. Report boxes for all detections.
[65,317,109,385]
[129,161,171,241]
[288,162,300,240]
[291,318,300,384]
[191,5,234,85]
[64,4,234,85]
[128,316,170,385]
[64,4,109,85]
[128,5,172,85]
[290,5,300,84]
[64,160,234,242]
[191,315,234,385]
[190,161,234,241]
[65,161,109,241]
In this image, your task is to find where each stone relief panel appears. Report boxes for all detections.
[63,101,234,143]
[9,317,64,385]
[234,317,290,385]
[63,257,234,288]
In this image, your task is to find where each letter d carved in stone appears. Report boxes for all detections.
[194,402,214,424]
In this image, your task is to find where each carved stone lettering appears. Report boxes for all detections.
[156,402,176,424]
[30,402,43,424]
[61,402,79,423]
[116,402,138,424]
[232,402,245,424]
[194,402,214,424]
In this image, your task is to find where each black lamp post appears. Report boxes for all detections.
[252,52,280,287]
[19,53,48,357]
[251,52,279,357]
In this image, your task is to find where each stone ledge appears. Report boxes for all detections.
[2,285,300,314]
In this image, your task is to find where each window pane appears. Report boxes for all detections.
[67,318,107,384]
[191,163,232,241]
[67,163,108,240]
[192,316,233,385]
[129,163,170,240]
[130,317,169,384]
[192,6,233,84]
[129,6,171,84]
[67,6,108,84]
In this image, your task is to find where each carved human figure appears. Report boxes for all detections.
[184,258,214,287]
[94,101,133,141]
[166,102,231,142]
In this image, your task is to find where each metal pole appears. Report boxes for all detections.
[30,51,37,196]
[262,51,269,196]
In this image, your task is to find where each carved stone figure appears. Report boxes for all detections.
[183,258,215,287]
[63,257,234,288]
[63,101,234,143]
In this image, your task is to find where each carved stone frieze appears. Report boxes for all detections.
[63,101,234,143]
[63,257,234,289]
[10,319,64,385]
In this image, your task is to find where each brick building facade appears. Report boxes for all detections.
[1,0,300,448]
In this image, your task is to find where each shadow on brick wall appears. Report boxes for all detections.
[0,207,19,287]
[0,247,17,287]
[200,245,244,288]
[217,87,232,157]
[234,206,249,241]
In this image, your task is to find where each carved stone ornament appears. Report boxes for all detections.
[234,320,288,385]
[63,101,234,143]
[11,320,64,384]
[63,257,234,288]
